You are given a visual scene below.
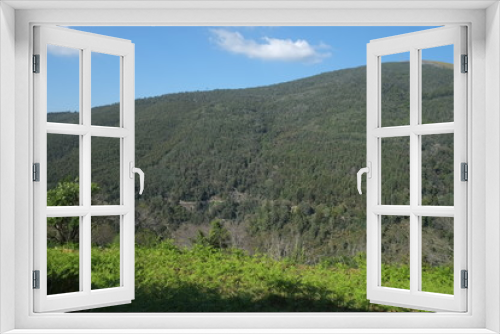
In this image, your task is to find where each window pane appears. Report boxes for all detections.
[381,215,410,290]
[381,136,410,205]
[421,45,454,124]
[421,217,454,295]
[91,216,121,290]
[91,137,121,205]
[91,52,121,127]
[47,217,80,295]
[381,52,410,127]
[421,133,454,206]
[47,133,80,206]
[47,44,80,124]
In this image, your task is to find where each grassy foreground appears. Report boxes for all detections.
[47,241,453,312]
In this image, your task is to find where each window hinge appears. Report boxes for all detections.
[33,163,40,182]
[33,54,40,73]
[461,270,468,289]
[33,270,40,289]
[461,54,468,73]
[461,162,468,182]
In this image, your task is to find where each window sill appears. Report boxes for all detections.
[4,329,498,334]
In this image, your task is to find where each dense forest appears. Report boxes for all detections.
[47,61,455,289]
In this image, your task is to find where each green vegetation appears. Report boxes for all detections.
[45,241,452,312]
[46,63,455,312]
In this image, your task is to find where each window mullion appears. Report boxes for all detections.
[409,47,420,294]
[82,47,92,294]
[78,48,84,292]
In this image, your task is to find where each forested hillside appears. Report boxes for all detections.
[47,62,454,267]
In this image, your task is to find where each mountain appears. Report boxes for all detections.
[46,62,454,266]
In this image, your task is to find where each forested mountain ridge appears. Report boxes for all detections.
[47,62,454,266]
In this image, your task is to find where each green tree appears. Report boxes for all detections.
[208,219,231,249]
[195,219,231,249]
[47,178,99,244]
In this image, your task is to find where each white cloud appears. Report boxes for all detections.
[47,44,80,57]
[210,29,331,64]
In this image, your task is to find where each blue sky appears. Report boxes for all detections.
[47,26,453,113]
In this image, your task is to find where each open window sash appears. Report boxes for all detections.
[366,26,467,312]
[33,26,136,312]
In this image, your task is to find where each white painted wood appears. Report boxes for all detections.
[366,26,467,312]
[369,26,465,57]
[33,26,135,313]
[3,0,497,10]
[90,126,130,138]
[411,206,455,217]
[468,7,487,331]
[366,32,379,312]
[121,40,135,299]
[372,126,412,138]
[33,25,49,314]
[453,25,468,312]
[409,44,420,296]
[412,123,455,135]
[372,205,454,217]
[417,48,424,293]
[0,2,17,333]
[372,205,411,216]
[33,26,131,57]
[9,5,488,333]
[1,329,498,334]
[46,206,129,217]
[78,46,84,292]
[46,123,130,138]
[485,3,500,332]
[82,45,92,299]
[372,123,454,138]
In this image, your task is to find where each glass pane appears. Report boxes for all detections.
[421,133,454,206]
[381,215,410,290]
[91,137,121,205]
[381,136,410,205]
[47,133,80,206]
[91,52,121,127]
[421,45,454,124]
[47,44,80,124]
[47,217,80,295]
[421,217,454,294]
[91,216,121,290]
[381,52,410,127]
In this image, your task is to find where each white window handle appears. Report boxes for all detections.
[129,162,145,195]
[357,162,371,195]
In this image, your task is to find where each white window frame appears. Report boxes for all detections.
[33,25,136,313]
[366,26,468,312]
[1,1,499,333]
